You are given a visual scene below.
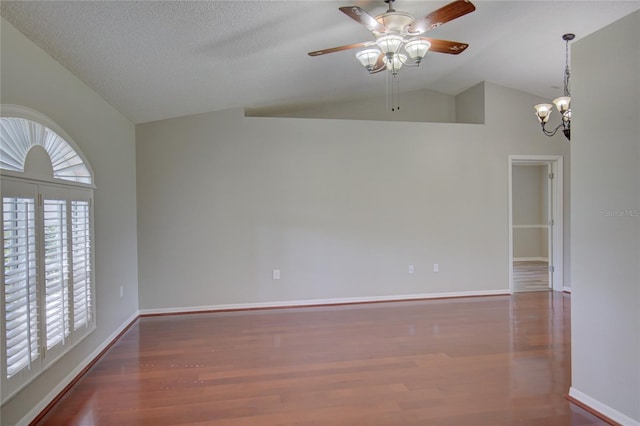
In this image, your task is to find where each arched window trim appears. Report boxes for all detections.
[1,104,96,189]
[1,105,96,403]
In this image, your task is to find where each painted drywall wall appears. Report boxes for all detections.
[0,18,139,425]
[136,81,569,312]
[512,165,548,260]
[570,11,640,424]
[455,82,485,124]
[247,88,457,123]
[485,81,572,289]
[513,165,546,225]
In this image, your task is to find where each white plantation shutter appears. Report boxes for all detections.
[43,199,70,350]
[0,117,92,184]
[71,200,91,330]
[2,111,95,403]
[1,184,95,401]
[2,195,39,378]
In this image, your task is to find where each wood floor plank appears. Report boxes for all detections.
[35,293,609,425]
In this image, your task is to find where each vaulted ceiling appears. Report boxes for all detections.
[1,1,638,124]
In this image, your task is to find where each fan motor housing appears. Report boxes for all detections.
[375,11,415,34]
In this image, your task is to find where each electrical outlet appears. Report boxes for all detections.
[272,269,280,280]
[433,264,439,273]
[408,265,414,274]
[119,285,123,298]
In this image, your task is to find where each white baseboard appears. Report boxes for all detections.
[513,257,549,262]
[568,387,639,426]
[17,311,140,426]
[139,289,511,315]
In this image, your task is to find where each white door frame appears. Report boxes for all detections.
[508,155,564,293]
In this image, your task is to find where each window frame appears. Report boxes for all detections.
[1,106,96,403]
[1,104,95,187]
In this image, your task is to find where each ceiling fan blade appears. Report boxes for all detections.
[339,6,387,33]
[408,0,476,35]
[420,37,469,55]
[308,41,375,57]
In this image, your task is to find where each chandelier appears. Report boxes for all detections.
[534,33,575,141]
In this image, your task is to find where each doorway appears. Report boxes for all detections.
[508,156,563,293]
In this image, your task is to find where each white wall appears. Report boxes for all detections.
[1,18,139,425]
[248,85,486,125]
[492,82,573,289]
[136,81,569,312]
[512,165,547,225]
[247,88,457,123]
[455,82,485,124]
[513,165,548,260]
[570,11,640,424]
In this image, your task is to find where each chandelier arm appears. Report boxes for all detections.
[540,122,564,137]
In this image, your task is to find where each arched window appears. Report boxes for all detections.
[1,105,95,402]
[1,117,92,184]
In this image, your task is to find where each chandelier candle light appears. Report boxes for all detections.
[534,33,575,141]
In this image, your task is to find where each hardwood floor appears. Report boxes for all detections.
[35,293,608,425]
[514,261,550,292]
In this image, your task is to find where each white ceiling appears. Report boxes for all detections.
[1,1,639,124]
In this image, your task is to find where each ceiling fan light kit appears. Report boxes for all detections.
[308,0,476,111]
[355,49,382,72]
[534,33,575,141]
[404,39,431,64]
[384,53,407,75]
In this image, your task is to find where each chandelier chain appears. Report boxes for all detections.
[563,38,571,97]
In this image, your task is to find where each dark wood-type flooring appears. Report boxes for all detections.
[36,292,608,425]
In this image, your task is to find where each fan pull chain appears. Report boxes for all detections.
[392,74,396,112]
[395,74,400,112]
[386,69,390,112]
[391,74,400,112]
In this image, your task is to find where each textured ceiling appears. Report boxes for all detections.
[1,1,639,124]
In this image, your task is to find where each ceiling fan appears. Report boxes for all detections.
[308,0,476,75]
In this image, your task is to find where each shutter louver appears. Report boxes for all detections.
[2,197,39,377]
